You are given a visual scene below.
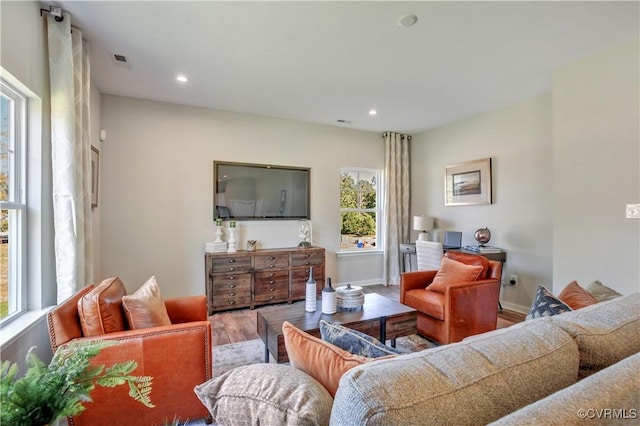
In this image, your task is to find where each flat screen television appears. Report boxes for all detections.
[214,161,310,220]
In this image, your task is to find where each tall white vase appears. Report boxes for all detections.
[227,227,237,253]
[305,267,316,312]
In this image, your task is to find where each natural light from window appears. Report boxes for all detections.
[1,79,26,323]
[340,168,380,252]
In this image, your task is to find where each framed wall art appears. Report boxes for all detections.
[444,157,492,206]
[91,146,99,208]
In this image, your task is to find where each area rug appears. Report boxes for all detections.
[212,334,438,377]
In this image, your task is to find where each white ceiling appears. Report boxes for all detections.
[49,1,639,134]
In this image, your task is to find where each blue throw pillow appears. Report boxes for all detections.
[319,320,402,358]
[525,285,573,321]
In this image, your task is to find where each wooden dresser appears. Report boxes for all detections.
[205,246,325,314]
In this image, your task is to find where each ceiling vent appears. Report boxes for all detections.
[114,54,128,63]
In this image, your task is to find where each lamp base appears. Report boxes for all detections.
[418,232,429,241]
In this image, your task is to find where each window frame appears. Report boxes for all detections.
[1,77,28,324]
[339,167,382,254]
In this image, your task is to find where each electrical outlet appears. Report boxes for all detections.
[626,204,640,219]
[509,275,517,285]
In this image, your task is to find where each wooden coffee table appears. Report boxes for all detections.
[256,293,417,363]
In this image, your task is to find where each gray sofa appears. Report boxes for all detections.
[330,293,640,425]
[196,293,639,426]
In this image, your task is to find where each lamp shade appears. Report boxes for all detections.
[413,216,434,232]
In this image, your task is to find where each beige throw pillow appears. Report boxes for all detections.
[122,276,171,329]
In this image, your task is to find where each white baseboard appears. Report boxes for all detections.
[499,300,529,314]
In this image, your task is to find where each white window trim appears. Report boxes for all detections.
[338,167,383,255]
[0,67,48,348]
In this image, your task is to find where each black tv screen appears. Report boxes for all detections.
[214,161,310,220]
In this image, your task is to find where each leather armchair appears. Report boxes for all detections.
[47,285,212,426]
[400,251,502,344]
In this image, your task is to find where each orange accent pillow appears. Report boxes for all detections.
[78,277,128,337]
[121,276,172,329]
[282,321,379,397]
[427,256,484,293]
[558,280,598,310]
[445,251,491,280]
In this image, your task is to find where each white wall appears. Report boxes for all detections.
[552,40,640,295]
[100,96,385,297]
[90,84,102,281]
[411,95,554,311]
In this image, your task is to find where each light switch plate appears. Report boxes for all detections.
[626,204,640,219]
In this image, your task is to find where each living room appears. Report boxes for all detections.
[1,1,638,419]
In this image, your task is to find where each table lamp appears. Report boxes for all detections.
[413,216,434,241]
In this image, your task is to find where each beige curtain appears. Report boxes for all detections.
[383,132,410,285]
[47,13,93,302]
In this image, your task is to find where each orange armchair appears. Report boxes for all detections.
[47,285,212,426]
[400,251,502,345]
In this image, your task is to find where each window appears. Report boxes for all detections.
[340,168,381,252]
[1,78,26,322]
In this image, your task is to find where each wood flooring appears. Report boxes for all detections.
[209,284,525,346]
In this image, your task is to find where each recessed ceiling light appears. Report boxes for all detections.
[176,75,189,83]
[397,14,418,28]
[369,109,378,116]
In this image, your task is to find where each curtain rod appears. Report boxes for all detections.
[40,5,64,22]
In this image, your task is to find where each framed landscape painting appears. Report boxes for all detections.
[444,158,492,206]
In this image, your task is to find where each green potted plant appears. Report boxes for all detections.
[1,340,154,426]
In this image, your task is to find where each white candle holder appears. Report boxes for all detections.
[227,226,237,253]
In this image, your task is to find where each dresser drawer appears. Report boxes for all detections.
[210,255,251,274]
[254,271,289,294]
[254,254,289,270]
[211,295,252,309]
[211,274,251,290]
[291,250,324,267]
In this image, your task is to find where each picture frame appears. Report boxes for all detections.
[91,146,99,208]
[444,157,492,206]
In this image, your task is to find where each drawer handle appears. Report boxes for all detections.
[269,256,275,260]
[269,287,276,291]
[228,300,236,305]
[228,284,236,289]
[269,272,275,277]
[228,292,235,296]
[229,276,235,280]
[269,295,275,300]
[305,254,311,258]
[228,267,235,271]
[269,264,275,268]
[269,280,275,284]
[228,259,236,263]
[304,261,310,265]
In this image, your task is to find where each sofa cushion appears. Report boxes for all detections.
[78,277,128,337]
[445,251,491,280]
[549,292,640,378]
[404,289,445,320]
[121,276,172,330]
[584,280,622,302]
[557,280,597,310]
[489,352,640,425]
[427,256,483,293]
[330,319,579,426]
[194,363,333,426]
[282,321,380,397]
[319,320,402,358]
[525,285,572,321]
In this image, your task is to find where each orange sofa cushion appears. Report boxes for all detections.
[404,289,445,320]
[558,280,598,310]
[122,276,172,329]
[78,277,128,337]
[427,256,483,293]
[282,321,376,397]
